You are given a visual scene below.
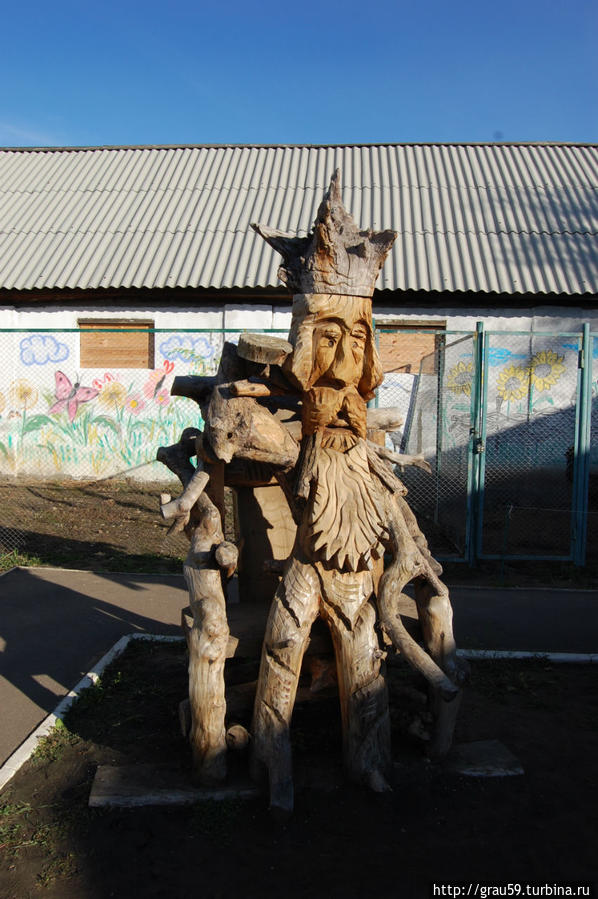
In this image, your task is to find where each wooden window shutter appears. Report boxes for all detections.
[377,322,445,375]
[79,321,155,369]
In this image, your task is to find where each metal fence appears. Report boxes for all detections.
[379,323,597,565]
[1,324,596,565]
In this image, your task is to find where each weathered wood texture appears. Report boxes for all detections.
[248,170,464,814]
[236,484,296,603]
[252,169,396,298]
[156,170,464,809]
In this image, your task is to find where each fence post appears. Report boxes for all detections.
[466,321,486,565]
[572,323,592,566]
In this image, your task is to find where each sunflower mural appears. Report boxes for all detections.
[494,346,569,417]
[529,349,565,392]
[497,364,529,402]
[8,379,39,412]
[446,360,473,396]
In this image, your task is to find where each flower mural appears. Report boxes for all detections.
[446,360,473,396]
[0,331,222,479]
[98,380,127,410]
[529,349,565,392]
[125,394,146,416]
[8,379,39,411]
[497,364,529,401]
[154,388,170,407]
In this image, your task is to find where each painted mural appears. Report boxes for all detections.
[0,331,225,481]
[1,328,596,483]
[402,333,592,467]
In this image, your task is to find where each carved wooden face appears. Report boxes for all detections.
[311,317,368,389]
[285,294,384,405]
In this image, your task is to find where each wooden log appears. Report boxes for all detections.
[237,333,293,367]
[229,378,295,399]
[182,606,239,657]
[185,563,229,784]
[156,428,202,488]
[229,380,277,398]
[318,584,392,792]
[377,496,459,701]
[183,486,236,785]
[365,442,408,495]
[205,385,299,468]
[250,558,321,817]
[160,469,210,534]
[366,407,404,431]
[368,441,431,474]
[170,375,218,405]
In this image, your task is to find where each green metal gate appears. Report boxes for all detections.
[383,323,594,565]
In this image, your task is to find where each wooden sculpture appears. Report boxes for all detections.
[157,171,466,814]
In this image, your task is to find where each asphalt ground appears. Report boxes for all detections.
[1,566,597,768]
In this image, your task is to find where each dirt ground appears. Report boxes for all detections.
[2,479,598,587]
[0,641,597,899]
[0,480,192,573]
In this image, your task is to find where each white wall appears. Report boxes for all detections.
[373,304,598,332]
[1,298,595,482]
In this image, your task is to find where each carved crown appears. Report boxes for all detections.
[252,170,397,298]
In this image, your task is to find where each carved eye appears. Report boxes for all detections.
[327,338,336,347]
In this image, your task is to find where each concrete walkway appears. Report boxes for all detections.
[1,566,597,768]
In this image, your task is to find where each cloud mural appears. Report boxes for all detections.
[487,347,528,367]
[158,335,217,365]
[20,334,69,366]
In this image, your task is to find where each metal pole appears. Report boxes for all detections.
[573,323,592,566]
[465,322,485,566]
[434,332,446,526]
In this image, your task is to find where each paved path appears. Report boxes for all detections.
[1,566,597,768]
[0,567,187,767]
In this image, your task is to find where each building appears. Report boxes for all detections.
[0,142,597,562]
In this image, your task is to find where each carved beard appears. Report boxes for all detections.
[301,385,367,439]
[304,440,388,572]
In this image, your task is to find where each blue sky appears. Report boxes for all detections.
[1,0,596,147]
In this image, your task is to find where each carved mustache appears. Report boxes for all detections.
[301,386,367,438]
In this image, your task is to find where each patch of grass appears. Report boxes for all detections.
[62,639,187,760]
[0,801,32,857]
[0,801,55,860]
[37,851,78,888]
[31,719,81,764]
[0,548,42,571]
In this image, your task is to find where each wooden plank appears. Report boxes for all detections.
[378,328,439,375]
[79,322,154,368]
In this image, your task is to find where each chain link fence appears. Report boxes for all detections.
[376,326,596,564]
[1,325,596,566]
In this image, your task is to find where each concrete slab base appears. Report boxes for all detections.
[88,764,260,808]
[448,740,524,777]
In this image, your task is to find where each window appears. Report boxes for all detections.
[376,321,445,375]
[79,320,155,369]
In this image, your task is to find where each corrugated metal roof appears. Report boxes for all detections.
[0,143,596,295]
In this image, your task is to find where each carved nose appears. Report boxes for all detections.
[330,336,355,386]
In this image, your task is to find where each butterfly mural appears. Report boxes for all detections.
[49,371,99,422]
